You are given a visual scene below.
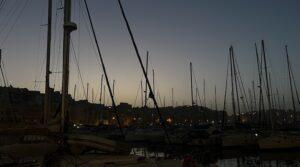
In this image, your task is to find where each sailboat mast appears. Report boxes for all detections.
[103,85,106,106]
[117,0,171,143]
[152,69,155,97]
[252,81,257,113]
[215,86,218,111]
[261,40,273,129]
[61,0,77,133]
[144,52,149,108]
[140,80,143,107]
[290,68,300,105]
[84,0,123,135]
[172,88,174,107]
[195,87,198,105]
[230,46,237,123]
[92,88,94,103]
[203,79,206,107]
[255,43,264,126]
[44,0,52,125]
[215,85,218,123]
[86,82,89,101]
[276,88,281,111]
[269,73,276,110]
[99,74,103,104]
[190,62,194,106]
[282,95,287,128]
[232,47,241,120]
[285,45,296,128]
[222,53,230,129]
[248,88,253,123]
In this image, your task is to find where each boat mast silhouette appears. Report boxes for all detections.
[43,0,52,125]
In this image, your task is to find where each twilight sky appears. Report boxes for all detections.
[0,0,299,111]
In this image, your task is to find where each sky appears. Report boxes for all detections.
[0,0,299,111]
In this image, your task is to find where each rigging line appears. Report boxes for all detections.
[53,0,65,90]
[33,26,45,90]
[36,53,47,91]
[0,0,4,8]
[78,1,100,67]
[78,0,103,90]
[290,67,300,105]
[236,66,250,114]
[38,45,48,83]
[1,57,8,85]
[76,0,82,87]
[286,51,300,105]
[259,44,268,97]
[196,86,202,107]
[0,0,18,34]
[133,81,141,107]
[0,0,31,47]
[51,0,59,79]
[0,65,7,86]
[229,47,237,123]
[75,0,81,54]
[32,2,48,90]
[260,42,272,111]
[83,0,124,137]
[53,10,63,90]
[192,67,202,106]
[52,0,62,89]
[70,39,87,100]
[191,65,204,120]
[0,0,6,14]
[255,43,264,126]
[222,52,230,129]
[233,53,251,114]
[117,0,171,144]
[156,88,163,106]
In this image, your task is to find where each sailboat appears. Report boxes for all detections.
[258,45,300,150]
[0,0,60,161]
[0,0,134,163]
[221,46,259,148]
[0,0,201,166]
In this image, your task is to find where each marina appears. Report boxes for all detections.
[0,0,300,166]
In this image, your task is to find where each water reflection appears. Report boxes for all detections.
[131,145,300,167]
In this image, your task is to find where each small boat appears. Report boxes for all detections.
[67,133,130,154]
